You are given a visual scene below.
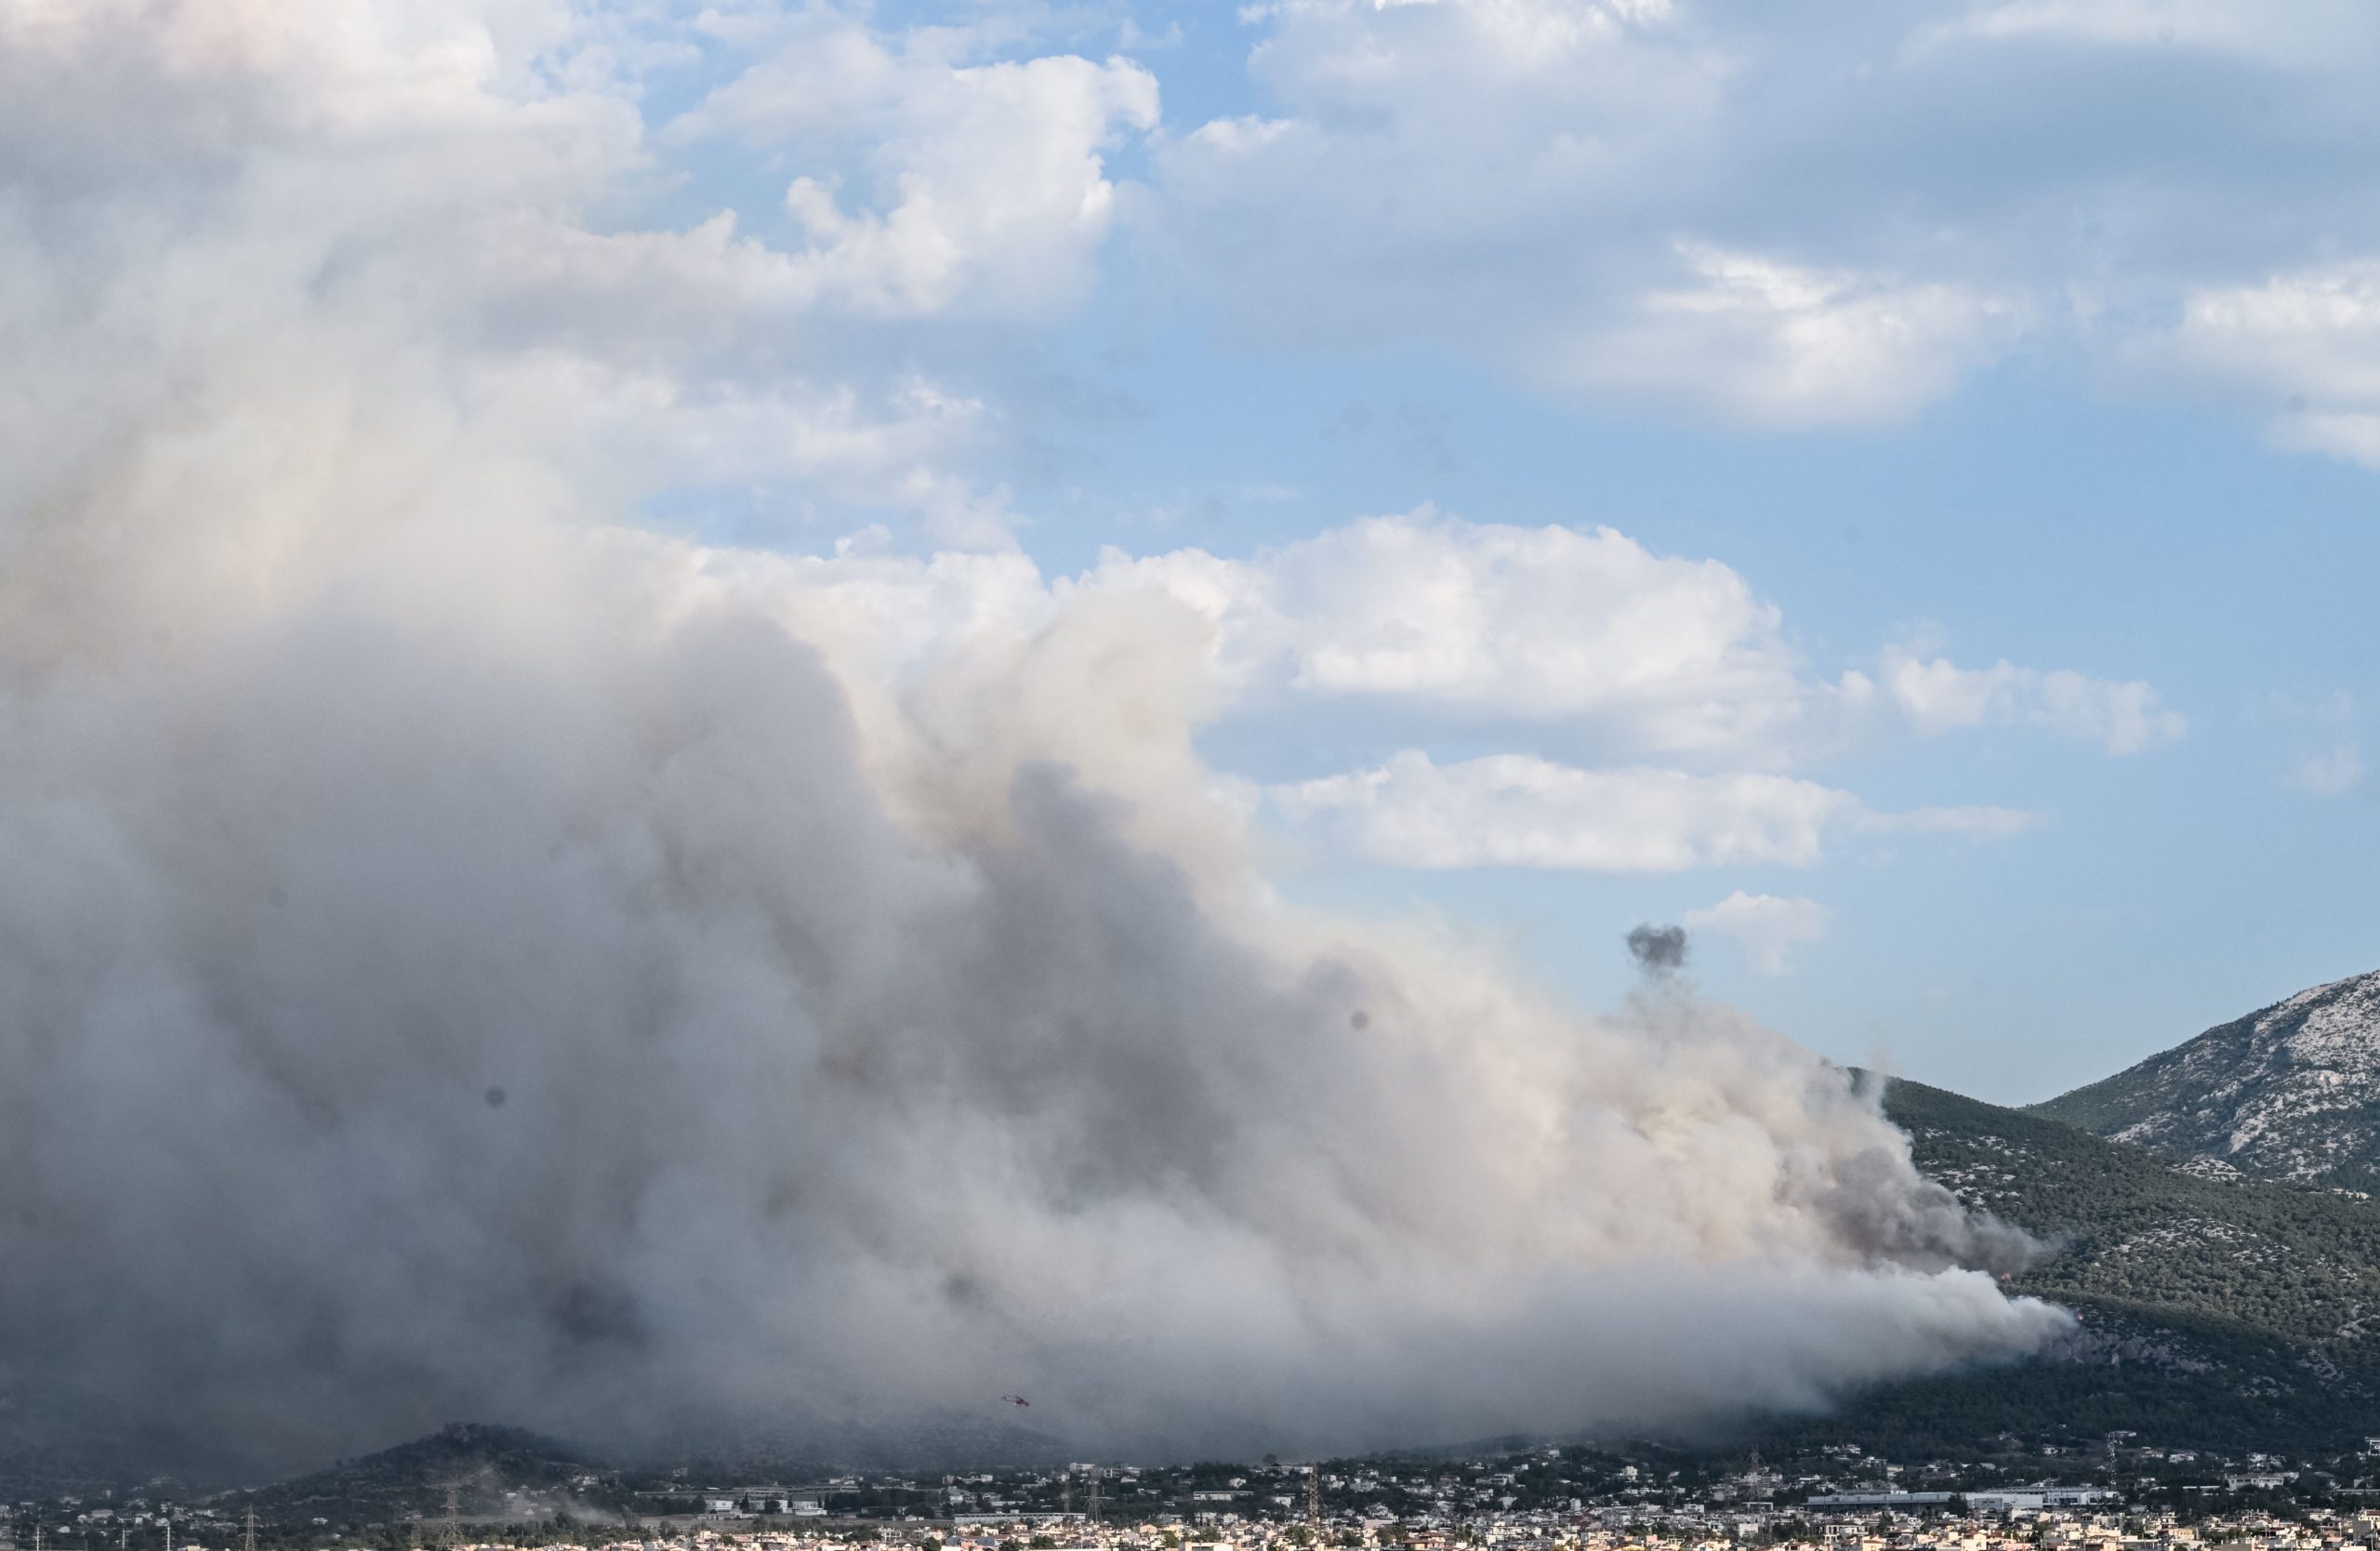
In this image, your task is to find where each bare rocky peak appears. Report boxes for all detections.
[2030,969,2380,1190]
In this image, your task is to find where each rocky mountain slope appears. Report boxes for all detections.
[2031,969,2380,1190]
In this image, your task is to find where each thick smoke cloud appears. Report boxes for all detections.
[0,0,2068,1481]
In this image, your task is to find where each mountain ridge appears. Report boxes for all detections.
[2030,968,2380,1191]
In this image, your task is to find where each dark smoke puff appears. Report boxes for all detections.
[1626,923,1687,972]
[1818,1147,2039,1278]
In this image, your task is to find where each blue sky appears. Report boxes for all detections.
[1051,330,2380,1101]
[1027,319,2380,1098]
[573,0,2380,1104]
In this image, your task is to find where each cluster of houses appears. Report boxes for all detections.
[362,1499,2380,1551]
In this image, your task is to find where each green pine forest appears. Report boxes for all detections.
[1742,1079,2380,1460]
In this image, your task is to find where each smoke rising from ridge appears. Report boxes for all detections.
[0,0,2069,1479]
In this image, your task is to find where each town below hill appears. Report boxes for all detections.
[12,1431,2380,1551]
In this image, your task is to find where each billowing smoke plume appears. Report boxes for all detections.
[0,0,2068,1480]
[1627,923,1690,974]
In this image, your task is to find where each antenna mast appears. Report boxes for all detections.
[241,1507,257,1551]
[1307,1466,1320,1533]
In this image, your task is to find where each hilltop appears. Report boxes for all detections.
[2031,969,2380,1190]
[233,1423,616,1525]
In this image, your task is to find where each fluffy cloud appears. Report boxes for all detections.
[742,509,2169,784]
[1877,649,2186,754]
[1272,751,2031,872]
[1686,891,1832,974]
[2151,262,2380,468]
[1093,510,1808,752]
[1155,0,2380,434]
[1538,245,2028,427]
[1082,512,2182,767]
[671,12,1158,318]
[0,0,1174,562]
[632,511,2126,882]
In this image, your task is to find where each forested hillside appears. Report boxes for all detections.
[1746,1077,2380,1458]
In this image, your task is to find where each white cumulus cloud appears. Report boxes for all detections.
[1880,649,2186,755]
[669,15,1158,319]
[1272,751,2033,872]
[1542,245,2029,428]
[2152,261,2380,469]
[1092,510,1810,753]
[1075,513,2185,767]
[1685,892,1833,974]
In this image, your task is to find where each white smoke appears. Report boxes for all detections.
[0,0,2069,1478]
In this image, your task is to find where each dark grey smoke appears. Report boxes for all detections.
[1627,923,1690,973]
[0,0,2070,1486]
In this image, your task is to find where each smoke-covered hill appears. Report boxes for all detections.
[236,1424,610,1525]
[29,1072,2380,1494]
[2030,970,2380,1190]
[1746,1075,2380,1457]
